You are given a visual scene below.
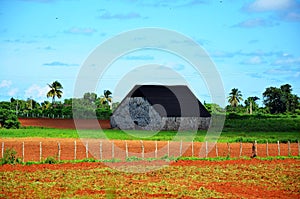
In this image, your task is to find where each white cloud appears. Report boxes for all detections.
[244,0,300,23]
[283,11,300,21]
[98,11,142,20]
[0,80,12,88]
[64,27,97,35]
[25,84,49,100]
[211,50,235,58]
[240,56,267,65]
[246,0,296,12]
[43,61,79,67]
[8,88,19,97]
[272,57,300,66]
[233,18,278,28]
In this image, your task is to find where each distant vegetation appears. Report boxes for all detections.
[0,81,299,129]
[0,81,116,128]
[204,84,299,116]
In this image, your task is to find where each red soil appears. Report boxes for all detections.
[1,159,299,199]
[0,138,299,162]
[18,118,111,129]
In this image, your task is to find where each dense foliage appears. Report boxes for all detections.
[263,84,299,114]
[0,92,113,124]
[0,102,20,129]
[223,84,299,115]
[0,82,299,129]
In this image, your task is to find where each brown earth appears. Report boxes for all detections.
[0,138,299,162]
[18,118,111,129]
[1,159,299,199]
[6,118,300,161]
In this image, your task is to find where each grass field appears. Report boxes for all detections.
[0,116,299,143]
[0,128,299,143]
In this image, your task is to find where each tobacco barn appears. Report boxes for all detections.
[110,85,211,131]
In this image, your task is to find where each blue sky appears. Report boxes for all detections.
[0,0,299,107]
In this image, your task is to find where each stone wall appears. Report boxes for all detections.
[161,117,211,131]
[110,97,163,131]
[110,97,211,131]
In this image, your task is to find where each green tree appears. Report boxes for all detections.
[263,84,299,114]
[245,96,260,114]
[111,102,120,112]
[99,90,112,109]
[0,107,20,129]
[47,81,63,103]
[41,101,51,110]
[228,88,243,107]
[83,92,97,103]
[204,102,225,114]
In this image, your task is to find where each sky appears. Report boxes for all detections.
[0,0,299,107]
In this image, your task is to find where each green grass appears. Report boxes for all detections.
[224,117,300,132]
[2,155,300,166]
[0,116,299,143]
[0,128,299,143]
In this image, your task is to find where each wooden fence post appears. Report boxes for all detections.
[167,141,170,157]
[288,141,291,156]
[125,141,128,159]
[85,142,88,159]
[298,140,300,156]
[74,141,77,160]
[22,142,24,162]
[266,141,269,157]
[155,141,158,159]
[227,143,231,157]
[112,141,114,159]
[140,140,144,159]
[99,141,102,160]
[277,141,280,156]
[39,142,42,162]
[215,143,218,157]
[239,142,242,157]
[180,140,183,156]
[251,141,257,158]
[1,142,4,158]
[57,142,61,161]
[255,140,258,156]
[205,141,208,158]
[191,140,194,157]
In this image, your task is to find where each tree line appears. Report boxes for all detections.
[225,83,299,115]
[0,81,116,128]
[0,81,299,129]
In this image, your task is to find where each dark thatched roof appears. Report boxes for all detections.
[125,85,211,117]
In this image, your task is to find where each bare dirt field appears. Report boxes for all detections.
[18,118,111,129]
[2,119,297,198]
[1,138,298,162]
[1,159,299,198]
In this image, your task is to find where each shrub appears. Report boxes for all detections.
[0,148,22,165]
[126,156,141,162]
[96,107,112,119]
[44,156,58,164]
[0,109,20,129]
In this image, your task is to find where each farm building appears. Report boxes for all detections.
[110,85,211,131]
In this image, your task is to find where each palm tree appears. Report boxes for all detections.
[228,88,243,107]
[245,96,260,114]
[99,90,112,109]
[41,101,51,110]
[47,81,63,103]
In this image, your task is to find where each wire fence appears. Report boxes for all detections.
[1,140,299,162]
[18,113,72,119]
